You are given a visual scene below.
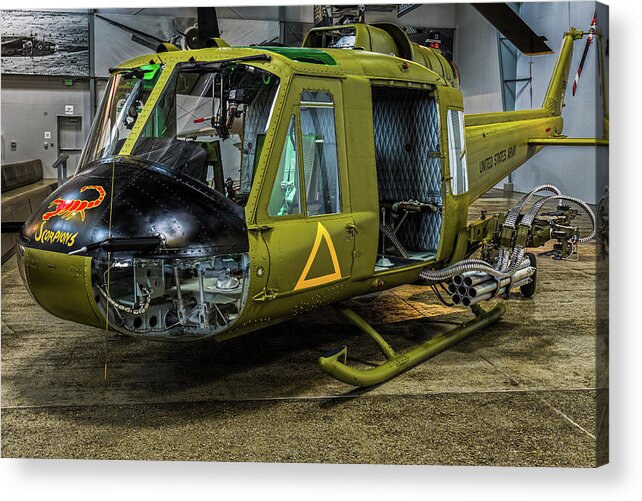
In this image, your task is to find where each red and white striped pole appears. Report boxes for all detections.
[572,12,597,96]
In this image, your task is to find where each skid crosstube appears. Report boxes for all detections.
[319,303,506,387]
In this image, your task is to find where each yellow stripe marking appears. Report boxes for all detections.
[294,222,342,291]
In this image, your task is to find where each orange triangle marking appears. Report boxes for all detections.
[294,222,342,291]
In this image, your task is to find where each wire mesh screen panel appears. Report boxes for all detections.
[371,86,442,252]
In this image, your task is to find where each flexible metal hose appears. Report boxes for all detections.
[503,184,562,229]
[502,188,595,271]
[504,247,526,273]
[498,185,562,271]
[500,194,595,272]
[421,186,594,289]
[520,194,596,243]
[497,247,511,271]
[419,258,525,284]
[98,285,151,315]
[380,223,409,258]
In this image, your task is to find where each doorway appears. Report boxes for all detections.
[371,85,443,271]
[57,114,83,176]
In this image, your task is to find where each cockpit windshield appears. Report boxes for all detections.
[78,64,163,168]
[129,61,280,203]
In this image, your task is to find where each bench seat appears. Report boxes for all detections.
[1,159,57,263]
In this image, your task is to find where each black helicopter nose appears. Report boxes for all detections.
[19,158,248,258]
[18,158,251,339]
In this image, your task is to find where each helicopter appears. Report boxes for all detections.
[14,18,607,387]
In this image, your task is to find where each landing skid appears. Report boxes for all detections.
[319,303,506,387]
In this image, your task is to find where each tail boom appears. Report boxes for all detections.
[542,28,583,116]
[465,114,562,201]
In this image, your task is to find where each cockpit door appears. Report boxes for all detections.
[257,77,355,299]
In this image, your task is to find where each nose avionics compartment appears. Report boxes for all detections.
[91,253,250,339]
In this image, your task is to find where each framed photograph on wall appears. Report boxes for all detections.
[1,10,89,76]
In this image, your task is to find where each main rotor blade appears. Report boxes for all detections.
[95,13,165,46]
[197,7,220,48]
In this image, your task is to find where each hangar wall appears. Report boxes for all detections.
[395,3,503,114]
[453,3,503,114]
[1,77,90,177]
[397,3,456,26]
[511,1,608,204]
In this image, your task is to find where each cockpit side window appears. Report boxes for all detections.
[299,90,340,216]
[447,108,468,195]
[268,115,301,216]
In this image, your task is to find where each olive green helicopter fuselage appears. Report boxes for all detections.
[16,23,605,385]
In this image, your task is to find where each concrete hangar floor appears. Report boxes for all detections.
[1,189,607,466]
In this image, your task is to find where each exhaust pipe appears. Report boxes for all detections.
[463,277,532,306]
[463,271,495,287]
[468,266,535,298]
[447,258,535,307]
[456,259,530,287]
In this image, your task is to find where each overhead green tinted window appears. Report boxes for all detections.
[140,63,161,81]
[268,116,301,216]
[258,47,337,66]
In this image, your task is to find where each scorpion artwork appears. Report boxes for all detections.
[42,185,106,222]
